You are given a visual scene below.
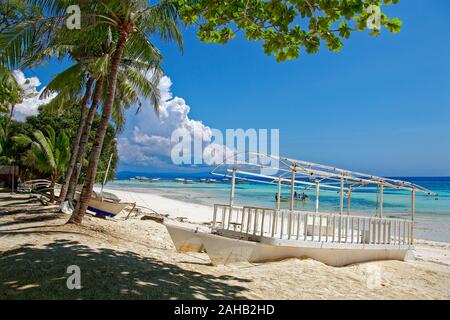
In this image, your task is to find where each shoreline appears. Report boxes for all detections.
[100,185,450,244]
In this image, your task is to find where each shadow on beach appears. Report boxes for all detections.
[0,238,250,300]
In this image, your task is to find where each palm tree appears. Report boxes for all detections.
[71,1,181,224]
[66,61,162,203]
[1,0,182,223]
[45,73,94,203]
[22,126,70,202]
[37,39,163,204]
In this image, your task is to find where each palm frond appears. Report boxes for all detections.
[11,134,32,148]
[41,62,85,98]
[138,0,183,53]
[122,66,161,113]
[32,129,56,169]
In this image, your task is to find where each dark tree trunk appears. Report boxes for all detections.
[49,177,56,204]
[67,79,103,202]
[7,104,15,127]
[58,77,94,204]
[69,31,128,224]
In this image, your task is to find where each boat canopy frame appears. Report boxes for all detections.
[210,152,437,226]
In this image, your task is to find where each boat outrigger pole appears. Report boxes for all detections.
[289,165,296,211]
[276,176,282,211]
[100,153,114,201]
[229,167,236,208]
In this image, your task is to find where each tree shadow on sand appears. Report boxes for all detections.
[0,239,251,299]
[0,214,61,228]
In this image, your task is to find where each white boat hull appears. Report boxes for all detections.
[201,232,413,267]
[164,223,206,253]
[71,190,129,217]
[86,197,130,217]
[164,224,413,267]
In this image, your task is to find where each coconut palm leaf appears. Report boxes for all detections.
[41,62,86,99]
[32,129,56,169]
[11,133,32,148]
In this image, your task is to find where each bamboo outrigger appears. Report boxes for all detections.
[165,153,437,267]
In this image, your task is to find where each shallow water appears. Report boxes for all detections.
[107,177,450,242]
[109,178,448,215]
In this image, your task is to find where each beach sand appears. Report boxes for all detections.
[1,190,450,300]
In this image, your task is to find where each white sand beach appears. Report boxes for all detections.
[100,187,214,223]
[1,189,450,300]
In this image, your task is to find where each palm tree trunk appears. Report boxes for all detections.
[50,176,56,203]
[69,31,128,224]
[58,77,94,203]
[7,104,15,126]
[67,79,104,202]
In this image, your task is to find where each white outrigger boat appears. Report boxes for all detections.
[79,190,130,218]
[165,153,437,267]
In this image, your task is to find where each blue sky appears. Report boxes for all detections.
[24,0,450,176]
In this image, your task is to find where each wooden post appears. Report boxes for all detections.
[100,153,113,199]
[411,188,415,244]
[125,202,137,220]
[240,207,246,234]
[11,165,15,194]
[253,209,259,235]
[339,175,344,215]
[319,215,323,242]
[347,187,352,216]
[261,209,265,236]
[315,181,320,214]
[339,175,344,242]
[212,205,218,229]
[379,185,384,218]
[276,176,282,211]
[290,166,296,211]
[304,213,308,240]
[271,210,277,237]
[229,168,237,208]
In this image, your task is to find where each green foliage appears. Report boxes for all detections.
[0,68,22,114]
[2,104,119,183]
[24,126,70,178]
[177,0,402,61]
[0,115,29,164]
[0,0,41,33]
[0,0,43,67]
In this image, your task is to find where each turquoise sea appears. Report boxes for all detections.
[110,177,448,217]
[108,176,450,241]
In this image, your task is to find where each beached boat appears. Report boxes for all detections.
[30,179,131,219]
[83,191,130,217]
[165,152,437,267]
[64,189,130,217]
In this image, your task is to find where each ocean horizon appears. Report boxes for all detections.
[110,174,450,218]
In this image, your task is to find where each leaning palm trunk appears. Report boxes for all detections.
[8,105,15,125]
[67,79,103,202]
[58,78,94,203]
[69,32,128,224]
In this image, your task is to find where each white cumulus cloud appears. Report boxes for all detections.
[118,74,226,170]
[11,70,56,122]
